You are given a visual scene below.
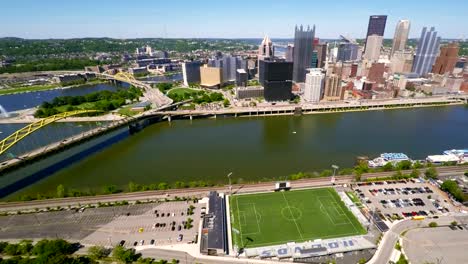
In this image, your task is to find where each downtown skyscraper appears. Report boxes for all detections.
[364,15,387,53]
[292,25,315,83]
[391,20,411,57]
[412,27,441,76]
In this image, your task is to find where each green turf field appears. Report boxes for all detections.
[230,188,366,248]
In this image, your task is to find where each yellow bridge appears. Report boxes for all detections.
[0,110,102,156]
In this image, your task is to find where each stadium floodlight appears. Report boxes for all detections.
[227,172,233,195]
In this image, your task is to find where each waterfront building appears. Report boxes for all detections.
[315,43,327,68]
[293,25,316,82]
[200,65,223,88]
[443,76,463,93]
[337,43,359,62]
[365,15,387,53]
[285,44,294,62]
[53,74,86,85]
[390,51,413,73]
[391,20,410,57]
[364,35,383,61]
[182,61,201,86]
[236,86,264,99]
[341,62,353,80]
[323,74,342,101]
[236,69,248,87]
[412,27,441,77]
[432,42,460,75]
[304,69,325,102]
[128,67,149,76]
[260,60,293,101]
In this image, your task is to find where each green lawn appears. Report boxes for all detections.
[167,87,198,96]
[230,188,366,249]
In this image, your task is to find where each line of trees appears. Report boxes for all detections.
[34,87,142,118]
[0,58,101,74]
[0,239,178,264]
[440,180,467,202]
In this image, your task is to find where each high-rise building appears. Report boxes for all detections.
[390,51,413,73]
[337,43,359,62]
[412,27,441,76]
[258,35,274,78]
[293,25,316,83]
[311,51,319,68]
[432,42,459,75]
[259,60,293,101]
[323,74,342,101]
[364,35,383,61]
[208,56,245,82]
[314,43,327,68]
[236,69,248,87]
[285,44,294,62]
[200,66,222,88]
[182,61,201,86]
[304,68,325,103]
[365,15,387,53]
[391,20,411,57]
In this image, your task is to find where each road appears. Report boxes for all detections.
[1,165,466,212]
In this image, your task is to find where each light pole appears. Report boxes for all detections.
[331,165,339,185]
[227,172,233,195]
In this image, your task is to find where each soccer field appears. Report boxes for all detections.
[229,188,366,248]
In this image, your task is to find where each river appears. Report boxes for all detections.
[2,105,467,200]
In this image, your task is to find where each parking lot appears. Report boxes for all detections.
[403,225,468,264]
[353,179,453,221]
[0,200,205,248]
[81,201,203,248]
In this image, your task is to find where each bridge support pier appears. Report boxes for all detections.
[189,115,192,120]
[168,115,172,122]
[214,114,217,119]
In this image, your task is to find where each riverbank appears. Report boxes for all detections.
[0,79,106,96]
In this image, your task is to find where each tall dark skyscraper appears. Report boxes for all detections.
[364,15,387,52]
[292,25,315,83]
[259,60,293,101]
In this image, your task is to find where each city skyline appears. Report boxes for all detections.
[1,0,467,39]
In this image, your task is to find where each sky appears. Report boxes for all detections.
[1,0,467,39]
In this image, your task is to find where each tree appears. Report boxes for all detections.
[412,161,424,169]
[320,169,333,177]
[112,246,140,263]
[354,172,362,182]
[428,222,438,228]
[410,169,420,178]
[174,181,186,189]
[424,167,438,179]
[451,221,458,226]
[56,184,66,198]
[396,160,412,170]
[88,246,110,260]
[382,162,394,172]
[464,171,468,177]
[4,243,20,256]
[102,185,121,194]
[158,182,169,190]
[223,99,230,107]
[128,181,141,192]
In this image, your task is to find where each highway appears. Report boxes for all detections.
[1,165,466,212]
